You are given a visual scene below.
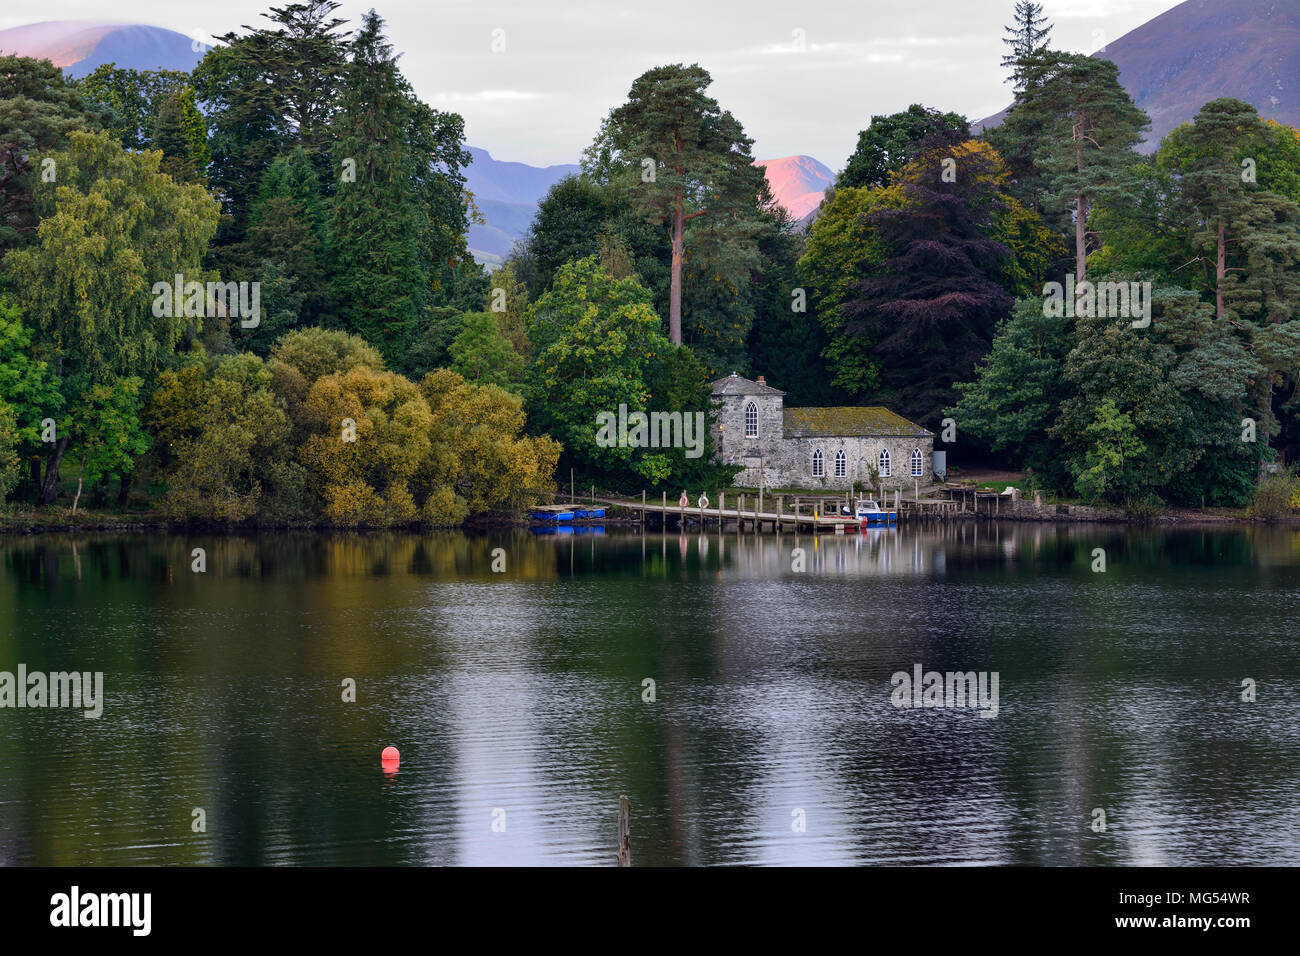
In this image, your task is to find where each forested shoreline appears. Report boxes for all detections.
[1,1,1298,529]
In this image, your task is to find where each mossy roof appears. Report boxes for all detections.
[783,406,930,438]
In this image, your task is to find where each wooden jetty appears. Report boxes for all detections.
[555,487,971,533]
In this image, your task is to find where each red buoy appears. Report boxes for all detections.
[381,746,400,768]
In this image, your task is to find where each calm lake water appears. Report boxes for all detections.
[1,523,1298,866]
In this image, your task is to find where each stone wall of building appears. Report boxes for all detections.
[735,435,933,491]
[715,398,933,491]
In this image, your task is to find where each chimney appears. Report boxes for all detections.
[756,375,766,386]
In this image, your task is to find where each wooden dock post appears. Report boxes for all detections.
[777,495,784,532]
[753,495,759,534]
[739,494,746,532]
[662,490,667,529]
[617,795,632,867]
[641,489,646,529]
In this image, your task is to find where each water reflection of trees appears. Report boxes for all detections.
[1,523,1297,865]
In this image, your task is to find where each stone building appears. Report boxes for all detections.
[711,373,934,490]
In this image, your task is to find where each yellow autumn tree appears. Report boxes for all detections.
[298,366,433,527]
[417,369,560,524]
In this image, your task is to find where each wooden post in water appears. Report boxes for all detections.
[777,495,784,532]
[570,468,574,502]
[719,491,726,532]
[617,795,632,867]
[641,489,646,529]
[739,494,746,532]
[753,495,759,534]
[662,490,667,530]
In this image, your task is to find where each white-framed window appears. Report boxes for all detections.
[911,448,924,477]
[834,449,846,478]
[811,448,824,478]
[744,401,758,438]
[879,448,891,477]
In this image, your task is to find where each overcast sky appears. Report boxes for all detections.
[8,0,1183,168]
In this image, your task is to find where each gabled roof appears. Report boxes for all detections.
[783,406,931,438]
[710,372,785,397]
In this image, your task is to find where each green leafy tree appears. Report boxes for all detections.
[330,12,424,360]
[838,104,970,189]
[331,11,471,363]
[0,55,108,252]
[65,378,152,513]
[947,297,1071,483]
[0,292,63,497]
[152,85,210,183]
[1000,2,1053,93]
[798,184,901,399]
[525,257,671,484]
[148,349,304,523]
[449,311,524,391]
[746,205,838,406]
[521,175,609,297]
[1070,398,1146,504]
[4,130,219,504]
[192,0,349,237]
[76,64,189,151]
[0,400,19,503]
[585,64,767,345]
[1033,53,1150,282]
[485,263,531,356]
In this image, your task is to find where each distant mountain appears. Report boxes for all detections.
[977,0,1300,150]
[0,21,203,76]
[464,147,580,264]
[0,21,836,259]
[755,155,833,220]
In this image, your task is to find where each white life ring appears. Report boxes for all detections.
[698,494,710,509]
[678,491,689,508]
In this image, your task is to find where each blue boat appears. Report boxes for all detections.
[852,498,898,526]
[532,505,575,522]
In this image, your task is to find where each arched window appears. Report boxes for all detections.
[878,448,891,477]
[834,449,847,478]
[811,448,824,478]
[744,401,758,438]
[911,448,924,477]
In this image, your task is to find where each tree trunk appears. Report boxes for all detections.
[1216,218,1226,320]
[29,457,42,499]
[669,190,684,345]
[37,437,68,507]
[1075,191,1088,286]
[117,471,133,508]
[1074,112,1087,286]
[71,451,87,515]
